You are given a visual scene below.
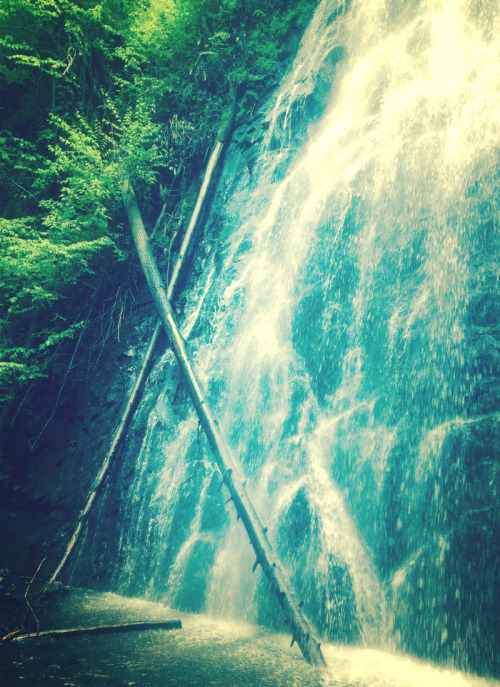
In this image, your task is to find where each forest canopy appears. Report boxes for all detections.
[0,0,316,428]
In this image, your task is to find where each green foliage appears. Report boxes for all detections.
[0,211,117,399]
[120,0,317,121]
[0,0,317,414]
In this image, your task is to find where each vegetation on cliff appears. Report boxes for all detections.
[0,0,316,449]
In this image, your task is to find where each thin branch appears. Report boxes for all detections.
[25,557,46,637]
[30,329,84,451]
[11,180,38,202]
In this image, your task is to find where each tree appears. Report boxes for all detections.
[0,0,317,443]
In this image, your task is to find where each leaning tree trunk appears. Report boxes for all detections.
[121,178,326,667]
[48,100,236,587]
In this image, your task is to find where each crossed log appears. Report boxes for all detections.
[121,177,326,667]
[49,100,326,665]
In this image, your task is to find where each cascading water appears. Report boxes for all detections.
[69,0,499,677]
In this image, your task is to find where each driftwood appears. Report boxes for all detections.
[122,178,326,667]
[48,100,236,587]
[6,620,182,643]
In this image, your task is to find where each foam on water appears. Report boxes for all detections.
[69,0,499,676]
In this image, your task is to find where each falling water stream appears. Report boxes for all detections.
[64,0,499,681]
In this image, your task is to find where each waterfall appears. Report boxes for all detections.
[70,0,500,675]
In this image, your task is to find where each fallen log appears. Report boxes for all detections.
[122,178,326,667]
[48,97,236,586]
[7,620,182,643]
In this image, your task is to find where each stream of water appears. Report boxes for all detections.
[67,0,499,679]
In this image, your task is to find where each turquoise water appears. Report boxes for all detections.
[2,591,498,687]
[66,0,499,677]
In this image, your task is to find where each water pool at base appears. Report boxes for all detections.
[67,0,500,675]
[1,591,498,687]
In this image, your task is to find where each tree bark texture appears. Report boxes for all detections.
[7,620,182,643]
[121,178,326,667]
[48,100,236,586]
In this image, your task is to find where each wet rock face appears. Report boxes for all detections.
[63,0,499,677]
[385,415,500,675]
[0,302,159,583]
[276,487,359,643]
[4,0,498,679]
